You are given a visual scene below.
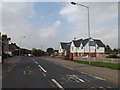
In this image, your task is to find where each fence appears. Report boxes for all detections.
[73,57,120,64]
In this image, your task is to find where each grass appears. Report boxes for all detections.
[72,60,120,70]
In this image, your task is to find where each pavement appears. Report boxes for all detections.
[2,56,22,74]
[43,56,120,86]
[0,56,22,89]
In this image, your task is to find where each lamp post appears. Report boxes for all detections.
[19,36,26,56]
[71,2,91,64]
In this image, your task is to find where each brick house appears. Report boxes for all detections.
[9,43,20,51]
[2,34,11,55]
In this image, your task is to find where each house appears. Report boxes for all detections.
[2,34,11,55]
[59,42,71,56]
[53,50,59,56]
[9,43,20,56]
[9,43,20,51]
[70,39,83,57]
[59,38,105,57]
[70,38,105,57]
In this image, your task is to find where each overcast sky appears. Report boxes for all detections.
[0,1,118,51]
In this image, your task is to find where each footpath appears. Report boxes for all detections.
[43,56,120,86]
[2,56,22,75]
[0,56,21,89]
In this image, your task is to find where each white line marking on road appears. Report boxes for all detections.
[93,76,105,80]
[80,71,105,81]
[81,72,87,74]
[51,79,64,90]
[38,65,47,73]
[33,59,35,61]
[62,66,74,71]
[33,58,38,64]
[7,64,16,72]
[78,78,85,82]
[68,67,74,70]
[67,74,85,83]
[63,66,67,68]
[42,72,46,77]
[35,61,38,64]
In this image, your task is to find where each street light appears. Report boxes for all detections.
[71,2,91,64]
[19,36,26,56]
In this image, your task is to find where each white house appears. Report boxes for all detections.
[70,39,84,57]
[59,38,105,57]
[59,42,71,56]
[70,38,105,57]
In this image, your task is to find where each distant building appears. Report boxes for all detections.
[53,50,59,56]
[2,34,11,54]
[9,43,20,51]
[59,38,106,57]
[59,42,71,56]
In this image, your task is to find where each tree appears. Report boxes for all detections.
[32,48,45,56]
[46,47,54,56]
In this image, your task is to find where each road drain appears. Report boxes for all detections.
[23,70,32,75]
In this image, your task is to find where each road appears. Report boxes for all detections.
[2,56,118,89]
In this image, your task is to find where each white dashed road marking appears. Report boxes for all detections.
[38,65,47,73]
[51,79,64,90]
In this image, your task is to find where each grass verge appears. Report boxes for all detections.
[72,60,120,70]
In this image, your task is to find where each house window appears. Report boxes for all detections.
[89,41,96,46]
[97,47,99,49]
[81,46,83,49]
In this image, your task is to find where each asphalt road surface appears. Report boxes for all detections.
[2,56,119,89]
